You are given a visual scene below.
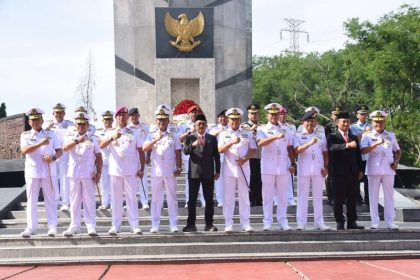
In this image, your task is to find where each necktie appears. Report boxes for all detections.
[200,135,205,145]
[344,132,349,143]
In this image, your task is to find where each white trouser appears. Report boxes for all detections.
[368,175,395,225]
[56,158,70,206]
[215,163,224,204]
[68,178,96,230]
[262,174,289,227]
[183,160,205,205]
[138,167,149,206]
[274,174,295,204]
[25,177,57,230]
[151,176,178,227]
[100,165,111,208]
[296,175,325,226]
[287,174,294,201]
[223,176,251,227]
[110,175,139,229]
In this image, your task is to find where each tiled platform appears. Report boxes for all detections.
[1,259,419,280]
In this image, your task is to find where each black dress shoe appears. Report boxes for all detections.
[336,222,345,230]
[327,200,334,206]
[182,225,197,232]
[204,225,218,232]
[347,222,364,230]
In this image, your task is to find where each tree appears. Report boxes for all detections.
[75,53,97,121]
[253,5,420,166]
[0,103,6,118]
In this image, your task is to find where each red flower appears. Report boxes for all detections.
[173,99,198,115]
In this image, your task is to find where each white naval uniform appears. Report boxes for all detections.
[144,129,182,228]
[65,132,101,231]
[293,129,328,227]
[106,126,143,230]
[256,124,293,228]
[95,128,112,208]
[178,121,205,206]
[209,123,229,205]
[44,119,73,206]
[20,129,60,231]
[219,128,256,228]
[361,130,400,226]
[128,122,150,207]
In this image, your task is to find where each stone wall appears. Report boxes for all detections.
[0,114,27,160]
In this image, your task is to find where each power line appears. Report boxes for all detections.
[280,18,309,54]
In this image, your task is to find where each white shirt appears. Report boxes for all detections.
[20,129,61,178]
[218,127,256,178]
[65,132,100,178]
[128,122,150,143]
[144,129,182,177]
[256,123,293,175]
[293,128,328,176]
[280,122,297,133]
[360,130,400,176]
[94,128,112,166]
[105,126,143,176]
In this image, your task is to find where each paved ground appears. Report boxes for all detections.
[0,259,419,280]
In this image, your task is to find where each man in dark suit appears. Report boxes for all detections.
[327,112,364,230]
[182,114,221,232]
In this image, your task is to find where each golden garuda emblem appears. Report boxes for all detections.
[164,11,205,52]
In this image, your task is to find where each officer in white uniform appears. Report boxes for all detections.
[62,112,103,236]
[20,108,62,237]
[95,110,114,209]
[44,103,73,210]
[361,110,401,230]
[218,108,256,232]
[128,107,150,210]
[143,105,183,233]
[256,103,295,231]
[100,106,145,235]
[293,110,330,230]
[209,109,228,207]
[179,105,206,208]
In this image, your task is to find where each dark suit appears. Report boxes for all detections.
[183,132,221,226]
[327,130,363,225]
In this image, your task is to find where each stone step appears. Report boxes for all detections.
[8,204,371,220]
[0,237,419,262]
[1,250,419,265]
[0,228,418,246]
[0,212,374,228]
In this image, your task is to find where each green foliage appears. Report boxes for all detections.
[0,103,6,118]
[253,5,420,166]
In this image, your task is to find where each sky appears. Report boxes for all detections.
[0,0,417,124]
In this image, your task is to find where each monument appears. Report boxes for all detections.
[113,0,252,123]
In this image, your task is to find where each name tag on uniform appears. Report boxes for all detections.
[240,134,249,139]
[267,131,274,135]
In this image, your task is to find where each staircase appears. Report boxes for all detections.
[0,173,419,265]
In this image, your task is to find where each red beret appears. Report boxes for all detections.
[187,105,200,113]
[115,106,128,116]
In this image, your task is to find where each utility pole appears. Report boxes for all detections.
[280,18,309,54]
